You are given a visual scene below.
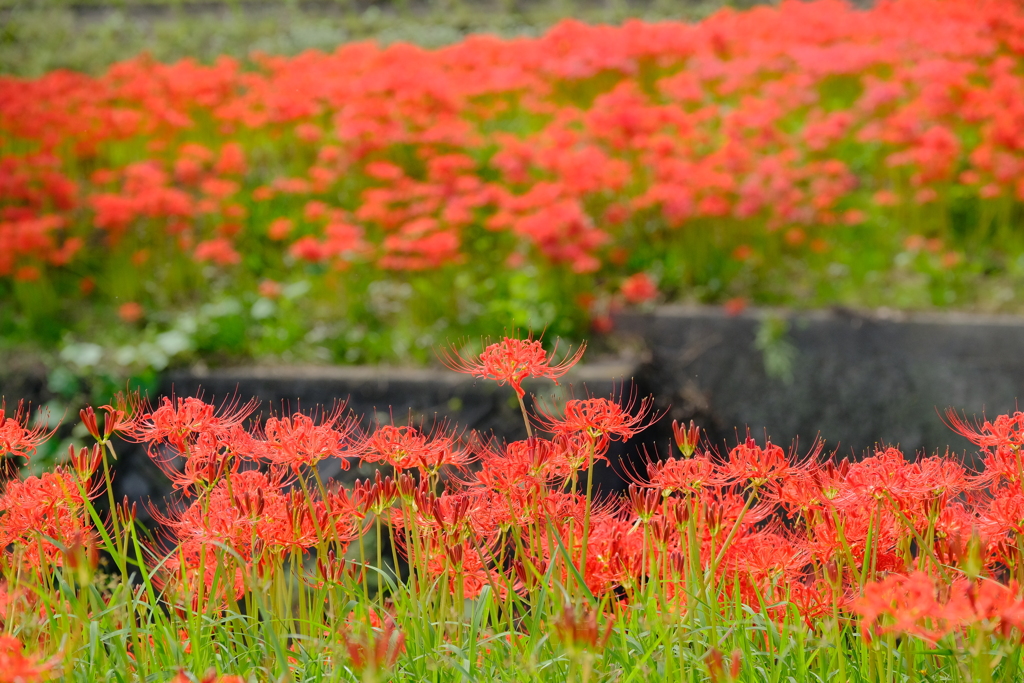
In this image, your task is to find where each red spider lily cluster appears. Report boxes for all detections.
[6,336,1024,672]
[2,0,1023,336]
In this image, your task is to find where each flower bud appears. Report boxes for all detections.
[80,407,101,441]
[672,419,701,457]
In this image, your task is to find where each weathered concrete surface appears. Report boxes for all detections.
[615,305,1024,460]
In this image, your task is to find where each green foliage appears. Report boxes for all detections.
[0,0,730,78]
[754,315,796,385]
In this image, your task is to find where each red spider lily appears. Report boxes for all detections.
[854,572,1024,645]
[257,405,359,470]
[598,522,647,591]
[774,469,834,517]
[627,484,661,522]
[672,419,701,457]
[943,409,1024,450]
[0,401,53,462]
[79,407,101,442]
[127,395,258,452]
[837,446,967,516]
[539,392,658,442]
[722,527,810,586]
[422,537,503,599]
[359,425,430,471]
[0,468,98,569]
[405,421,472,475]
[354,471,399,515]
[342,619,406,677]
[788,580,837,630]
[641,454,719,496]
[440,336,585,399]
[721,437,794,489]
[552,603,615,653]
[0,635,59,683]
[698,487,774,540]
[149,428,254,491]
[706,648,742,683]
[461,487,541,536]
[77,403,132,445]
[359,419,471,475]
[24,354,1024,664]
[67,444,103,479]
[315,549,362,587]
[429,492,473,531]
[551,429,612,471]
[153,467,337,575]
[469,436,569,491]
[320,489,368,547]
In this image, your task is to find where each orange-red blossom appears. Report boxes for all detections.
[442,337,585,398]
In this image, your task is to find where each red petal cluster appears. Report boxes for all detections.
[9,338,1024,652]
[442,337,584,398]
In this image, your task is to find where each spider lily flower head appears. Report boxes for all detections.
[0,467,100,570]
[342,618,406,680]
[538,388,659,442]
[468,436,570,490]
[257,403,359,470]
[852,572,1002,645]
[316,549,362,586]
[126,394,259,452]
[722,436,793,490]
[627,483,661,522]
[706,648,742,683]
[151,428,253,491]
[553,429,612,471]
[67,443,102,479]
[358,424,428,471]
[354,470,399,515]
[359,418,470,475]
[77,402,133,449]
[440,335,585,399]
[943,409,1024,451]
[407,420,473,475]
[0,400,55,462]
[552,603,615,655]
[672,419,701,457]
[641,453,719,496]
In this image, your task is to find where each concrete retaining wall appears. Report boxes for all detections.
[615,305,1024,460]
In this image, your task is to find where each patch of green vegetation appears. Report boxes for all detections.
[1,0,740,78]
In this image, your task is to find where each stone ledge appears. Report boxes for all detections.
[615,305,1024,459]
